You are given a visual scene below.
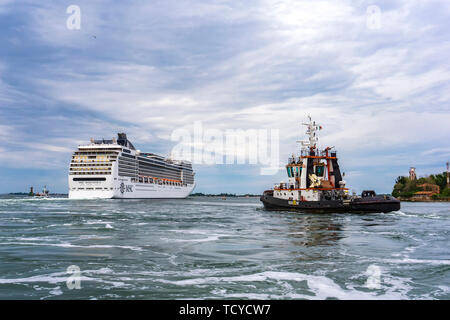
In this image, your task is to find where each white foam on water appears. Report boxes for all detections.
[346,266,413,300]
[384,258,450,265]
[0,273,91,284]
[13,236,60,242]
[437,285,449,293]
[214,292,273,299]
[161,235,221,243]
[392,211,446,220]
[160,229,230,243]
[158,271,411,299]
[1,218,34,224]
[48,286,63,297]
[189,201,261,207]
[0,241,143,251]
[77,235,112,240]
[0,268,129,292]
[83,221,112,225]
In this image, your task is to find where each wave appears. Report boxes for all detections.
[188,201,262,207]
[384,258,450,265]
[0,241,142,251]
[158,271,411,300]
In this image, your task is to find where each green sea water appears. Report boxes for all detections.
[0,195,448,299]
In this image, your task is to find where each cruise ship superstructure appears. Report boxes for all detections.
[68,133,195,199]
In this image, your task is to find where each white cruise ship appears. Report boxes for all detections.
[68,133,195,199]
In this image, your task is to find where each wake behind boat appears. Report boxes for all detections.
[68,133,195,199]
[260,117,400,213]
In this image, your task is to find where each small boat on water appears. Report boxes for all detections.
[260,117,400,213]
[30,186,50,198]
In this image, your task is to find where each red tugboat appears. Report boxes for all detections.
[260,116,400,213]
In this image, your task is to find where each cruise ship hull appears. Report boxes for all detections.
[69,181,195,199]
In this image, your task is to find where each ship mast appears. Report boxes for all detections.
[299,115,322,154]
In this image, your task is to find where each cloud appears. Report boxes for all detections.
[0,0,449,193]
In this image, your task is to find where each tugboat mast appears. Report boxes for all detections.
[300,116,322,151]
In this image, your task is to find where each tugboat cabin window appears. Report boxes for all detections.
[315,165,325,177]
[286,167,293,177]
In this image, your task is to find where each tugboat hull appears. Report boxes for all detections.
[260,193,400,213]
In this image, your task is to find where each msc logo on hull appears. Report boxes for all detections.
[119,182,133,194]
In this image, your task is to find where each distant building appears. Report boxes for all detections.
[412,183,440,201]
[409,167,417,181]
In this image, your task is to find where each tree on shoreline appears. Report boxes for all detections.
[392,172,449,198]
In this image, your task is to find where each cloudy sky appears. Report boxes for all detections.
[0,0,449,194]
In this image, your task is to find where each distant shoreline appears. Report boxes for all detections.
[400,198,450,202]
[4,192,259,198]
[5,193,68,196]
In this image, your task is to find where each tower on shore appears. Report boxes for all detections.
[447,162,449,188]
[409,167,417,181]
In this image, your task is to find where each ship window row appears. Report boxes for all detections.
[118,163,137,170]
[70,166,111,170]
[138,169,180,179]
[70,169,111,173]
[119,171,137,177]
[69,172,111,175]
[118,158,136,164]
[72,159,115,163]
[71,163,112,167]
[121,153,136,159]
[275,191,295,196]
[137,157,192,172]
[119,158,136,167]
[138,161,180,171]
[138,164,184,175]
[138,157,185,170]
[118,163,136,169]
[137,165,180,173]
[130,177,187,187]
[118,158,137,165]
[74,150,119,153]
[118,164,136,169]
[118,172,136,178]
[118,164,137,171]
[118,164,137,170]
[137,172,181,181]
[118,170,137,176]
[118,167,136,172]
[139,166,181,175]
[74,152,119,156]
[75,155,115,159]
[137,157,165,165]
